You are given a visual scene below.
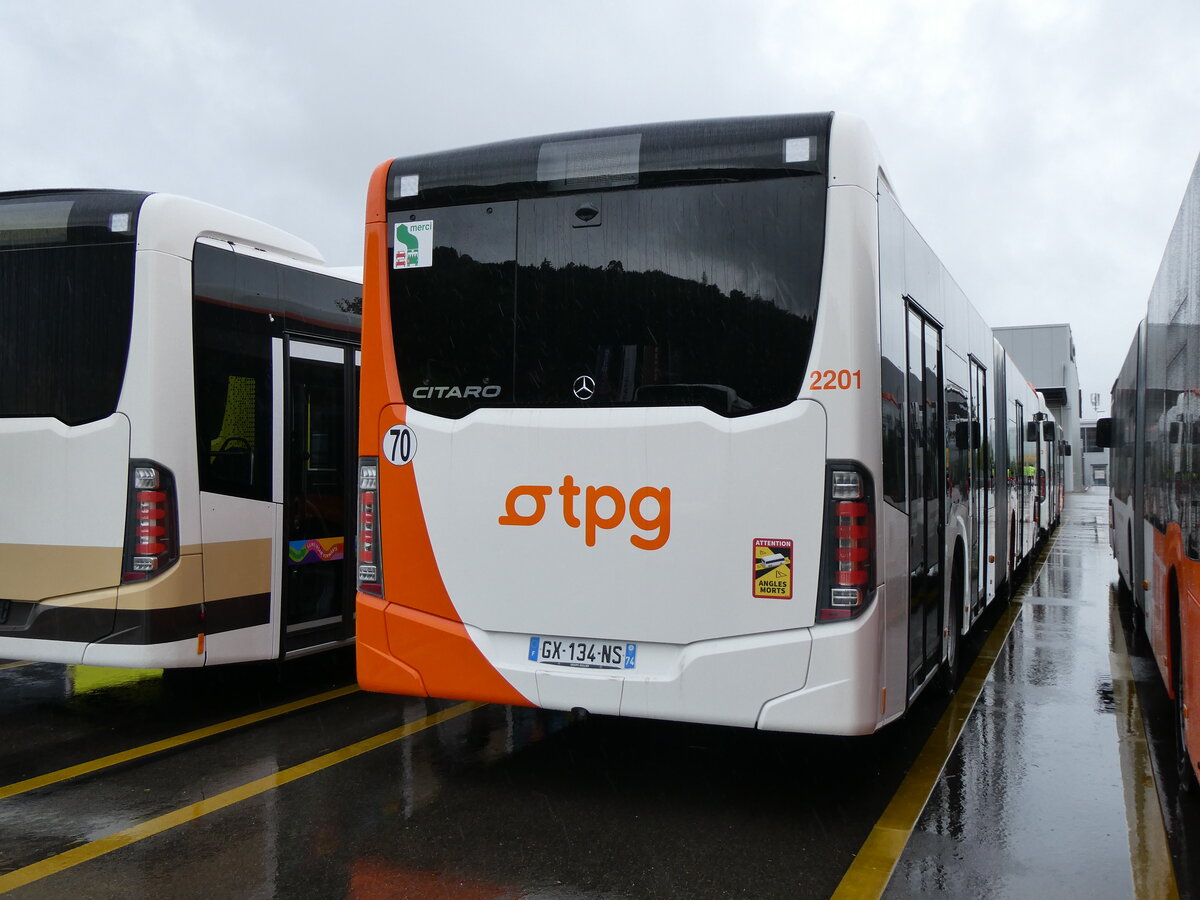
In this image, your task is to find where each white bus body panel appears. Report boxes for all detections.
[0,415,130,564]
[411,400,828,643]
[403,399,836,728]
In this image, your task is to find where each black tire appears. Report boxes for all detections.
[938,547,964,695]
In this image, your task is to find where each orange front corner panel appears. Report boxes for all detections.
[357,594,426,696]
[356,593,533,707]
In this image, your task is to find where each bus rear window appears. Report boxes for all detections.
[390,177,824,418]
[0,191,145,425]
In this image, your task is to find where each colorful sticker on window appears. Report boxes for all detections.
[753,538,793,599]
[288,537,345,565]
[393,220,433,269]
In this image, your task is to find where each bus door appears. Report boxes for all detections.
[969,357,988,612]
[1014,400,1026,558]
[906,305,945,694]
[282,338,357,653]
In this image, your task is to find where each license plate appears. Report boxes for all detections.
[528,636,637,670]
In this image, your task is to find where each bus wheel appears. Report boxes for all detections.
[938,545,965,695]
[1172,579,1196,791]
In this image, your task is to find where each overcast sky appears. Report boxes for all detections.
[3,1,1198,412]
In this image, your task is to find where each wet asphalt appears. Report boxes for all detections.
[0,489,1194,899]
[886,488,1195,899]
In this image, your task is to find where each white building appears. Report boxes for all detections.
[994,323,1084,491]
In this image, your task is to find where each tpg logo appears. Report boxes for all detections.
[499,477,671,550]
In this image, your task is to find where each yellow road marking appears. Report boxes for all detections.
[0,683,359,801]
[0,700,481,893]
[831,530,1060,900]
[0,661,33,671]
[830,597,1025,899]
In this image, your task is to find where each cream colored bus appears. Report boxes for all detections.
[0,190,361,667]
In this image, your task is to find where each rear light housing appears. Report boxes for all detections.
[122,461,180,582]
[356,457,383,597]
[816,462,876,623]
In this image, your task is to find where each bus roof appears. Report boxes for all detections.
[384,112,835,207]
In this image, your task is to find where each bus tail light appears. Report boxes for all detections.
[817,464,875,623]
[122,461,179,582]
[357,458,384,598]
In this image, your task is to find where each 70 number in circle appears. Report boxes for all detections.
[384,425,417,466]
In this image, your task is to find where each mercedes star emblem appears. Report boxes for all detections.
[573,375,596,400]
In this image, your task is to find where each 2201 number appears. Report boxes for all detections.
[809,369,862,390]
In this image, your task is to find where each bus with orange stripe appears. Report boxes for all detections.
[0,190,361,668]
[1100,150,1200,786]
[355,113,1058,733]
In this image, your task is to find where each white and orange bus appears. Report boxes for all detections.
[355,113,1057,733]
[0,190,361,668]
[1100,150,1200,786]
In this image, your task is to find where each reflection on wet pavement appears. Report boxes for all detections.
[885,489,1182,899]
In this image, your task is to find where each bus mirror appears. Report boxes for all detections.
[1025,422,1039,443]
[1062,442,1072,457]
[955,421,970,450]
[1043,421,1056,441]
[1095,417,1113,449]
[1170,422,1181,445]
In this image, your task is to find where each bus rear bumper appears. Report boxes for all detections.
[358,593,887,735]
[754,599,885,735]
[482,597,884,734]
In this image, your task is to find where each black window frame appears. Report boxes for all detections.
[0,190,148,425]
[384,116,832,422]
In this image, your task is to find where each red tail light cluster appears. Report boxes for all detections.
[357,458,383,597]
[122,461,179,582]
[817,464,875,623]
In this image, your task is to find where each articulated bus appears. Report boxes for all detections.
[355,113,1059,734]
[1099,150,1200,785]
[0,190,362,668]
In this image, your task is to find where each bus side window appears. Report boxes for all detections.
[193,243,273,501]
[204,373,257,486]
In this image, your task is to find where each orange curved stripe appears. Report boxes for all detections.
[386,603,533,707]
[356,163,531,709]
